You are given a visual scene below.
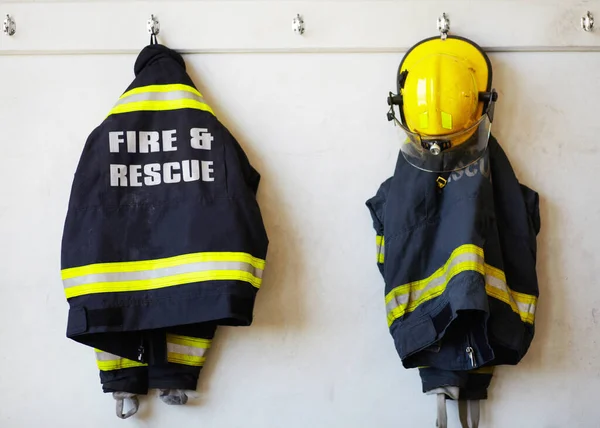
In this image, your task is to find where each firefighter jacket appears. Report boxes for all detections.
[61,44,268,397]
[366,136,540,398]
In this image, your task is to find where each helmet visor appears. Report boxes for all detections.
[394,101,494,173]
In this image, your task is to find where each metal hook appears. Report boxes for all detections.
[3,14,15,36]
[292,14,305,35]
[582,11,594,32]
[437,13,450,40]
[147,14,160,36]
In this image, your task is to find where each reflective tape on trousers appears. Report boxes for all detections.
[166,334,211,367]
[94,335,212,370]
[95,350,146,371]
[167,343,208,357]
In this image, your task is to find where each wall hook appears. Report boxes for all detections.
[582,11,594,32]
[147,14,160,36]
[3,14,15,36]
[292,14,305,35]
[437,13,450,40]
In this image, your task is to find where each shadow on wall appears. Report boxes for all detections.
[483,193,567,426]
[183,62,306,400]
[489,54,570,372]
[526,195,569,369]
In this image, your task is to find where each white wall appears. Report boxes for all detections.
[1,1,600,427]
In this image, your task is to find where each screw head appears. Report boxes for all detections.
[3,14,16,36]
[293,14,305,35]
[582,11,594,32]
[430,143,442,156]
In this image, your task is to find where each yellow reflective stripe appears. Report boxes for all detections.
[95,349,147,371]
[485,264,537,305]
[387,260,484,325]
[167,334,211,349]
[64,269,262,298]
[385,244,537,327]
[376,235,385,264]
[108,83,214,117]
[512,290,538,305]
[108,99,214,116]
[485,283,535,324]
[62,252,265,280]
[385,245,483,306]
[167,353,206,366]
[120,84,202,100]
[97,359,147,371]
[62,252,265,298]
[166,334,211,367]
[484,263,537,323]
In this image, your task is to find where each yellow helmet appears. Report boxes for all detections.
[387,36,498,172]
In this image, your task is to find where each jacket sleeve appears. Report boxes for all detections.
[221,126,261,196]
[489,139,541,256]
[489,138,540,356]
[366,177,392,276]
[520,184,541,236]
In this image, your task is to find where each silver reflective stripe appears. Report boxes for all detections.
[486,274,507,291]
[386,252,484,314]
[485,273,536,316]
[376,236,385,263]
[377,242,385,260]
[486,274,514,303]
[96,350,146,371]
[167,343,208,358]
[516,300,536,315]
[63,260,263,289]
[96,351,120,361]
[115,90,207,106]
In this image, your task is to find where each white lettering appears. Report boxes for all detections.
[182,160,201,182]
[201,161,214,182]
[109,132,125,153]
[465,163,478,177]
[451,169,464,182]
[126,131,137,153]
[110,164,128,186]
[108,127,217,186]
[144,163,161,186]
[190,128,214,150]
[162,130,177,152]
[164,162,181,183]
[139,131,160,153]
[129,165,142,187]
